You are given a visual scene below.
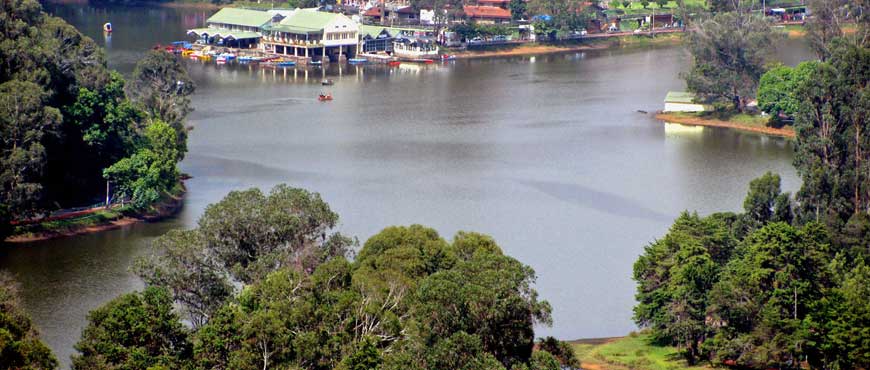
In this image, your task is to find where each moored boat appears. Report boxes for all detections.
[321,79,334,86]
[388,60,401,67]
[318,93,333,101]
[348,58,367,64]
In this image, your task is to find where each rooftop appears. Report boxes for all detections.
[463,5,511,19]
[665,91,697,104]
[188,27,261,39]
[279,9,341,30]
[206,8,274,28]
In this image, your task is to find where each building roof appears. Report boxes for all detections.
[396,6,416,14]
[665,91,697,104]
[188,27,261,39]
[363,7,382,17]
[279,9,340,30]
[206,8,273,28]
[478,0,510,4]
[463,5,511,19]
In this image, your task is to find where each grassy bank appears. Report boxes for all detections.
[6,182,186,243]
[572,333,711,370]
[656,112,795,138]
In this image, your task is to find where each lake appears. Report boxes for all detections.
[0,3,813,367]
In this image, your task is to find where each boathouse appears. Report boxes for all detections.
[359,25,429,54]
[188,8,274,48]
[261,9,359,62]
[663,91,707,113]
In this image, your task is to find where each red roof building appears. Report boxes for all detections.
[463,5,511,23]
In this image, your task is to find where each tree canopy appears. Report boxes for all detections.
[0,271,57,370]
[682,12,777,112]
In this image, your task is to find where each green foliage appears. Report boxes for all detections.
[633,211,735,363]
[793,41,870,227]
[528,350,560,370]
[342,336,382,370]
[509,0,527,20]
[72,287,192,370]
[742,172,792,230]
[682,12,777,112]
[197,184,353,283]
[536,336,581,369]
[704,222,834,369]
[0,271,58,370]
[127,51,194,160]
[103,120,180,209]
[133,229,233,329]
[0,80,61,224]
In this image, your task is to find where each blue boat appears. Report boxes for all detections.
[276,60,296,67]
[238,56,260,62]
[348,58,367,64]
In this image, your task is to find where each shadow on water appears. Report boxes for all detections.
[518,179,672,222]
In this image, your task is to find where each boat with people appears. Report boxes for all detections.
[321,79,334,86]
[441,54,456,61]
[103,22,112,33]
[318,93,333,101]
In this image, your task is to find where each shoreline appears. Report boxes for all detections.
[4,183,186,244]
[656,112,796,138]
[452,34,684,60]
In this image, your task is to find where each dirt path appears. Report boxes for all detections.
[656,113,796,138]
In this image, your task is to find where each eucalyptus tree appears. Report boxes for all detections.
[682,11,777,112]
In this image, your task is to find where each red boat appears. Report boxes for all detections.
[388,60,401,67]
[318,93,333,101]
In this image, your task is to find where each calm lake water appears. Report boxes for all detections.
[2,3,814,367]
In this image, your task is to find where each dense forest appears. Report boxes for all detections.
[0,0,193,239]
[634,4,870,367]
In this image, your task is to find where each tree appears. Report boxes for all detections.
[126,50,195,159]
[633,212,736,363]
[63,71,145,192]
[103,120,180,208]
[810,262,870,369]
[528,351,561,370]
[197,184,353,283]
[655,0,667,8]
[134,229,233,329]
[509,0,527,21]
[536,336,581,369]
[342,336,382,370]
[72,287,192,370]
[757,62,817,126]
[805,0,848,60]
[682,12,777,112]
[0,80,61,222]
[742,172,792,229]
[640,0,649,8]
[0,271,58,370]
[793,41,870,227]
[704,223,834,368]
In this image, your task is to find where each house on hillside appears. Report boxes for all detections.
[261,9,359,62]
[187,8,275,48]
[463,5,511,24]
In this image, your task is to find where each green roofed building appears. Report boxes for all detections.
[206,8,274,31]
[663,91,708,113]
[261,9,359,62]
[188,8,275,48]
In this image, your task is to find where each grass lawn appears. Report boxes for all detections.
[571,333,713,370]
[606,0,706,16]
